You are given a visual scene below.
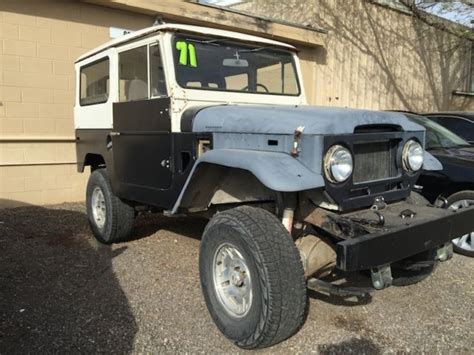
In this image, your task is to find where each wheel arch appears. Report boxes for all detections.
[80,153,106,172]
[177,163,276,212]
[172,149,325,214]
[440,183,474,200]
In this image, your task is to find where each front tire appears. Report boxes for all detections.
[86,168,135,244]
[199,206,307,349]
[447,191,474,257]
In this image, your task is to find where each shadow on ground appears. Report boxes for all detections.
[319,337,381,354]
[0,201,137,353]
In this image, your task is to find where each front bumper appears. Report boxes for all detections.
[336,205,474,272]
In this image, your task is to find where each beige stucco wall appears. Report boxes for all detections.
[0,1,152,207]
[235,0,473,111]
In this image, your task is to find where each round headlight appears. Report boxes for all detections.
[402,139,424,172]
[324,145,353,183]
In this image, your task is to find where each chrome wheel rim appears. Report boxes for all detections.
[212,243,252,317]
[449,199,474,252]
[91,187,106,229]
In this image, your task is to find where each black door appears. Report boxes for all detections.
[112,98,173,193]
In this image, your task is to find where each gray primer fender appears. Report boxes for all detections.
[171,149,324,213]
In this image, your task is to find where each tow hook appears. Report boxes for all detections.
[370,264,393,290]
[436,243,453,262]
[351,211,385,227]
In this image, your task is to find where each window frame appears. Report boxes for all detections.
[149,42,168,98]
[79,56,110,107]
[117,39,168,103]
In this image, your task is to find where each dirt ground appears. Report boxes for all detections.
[0,202,472,353]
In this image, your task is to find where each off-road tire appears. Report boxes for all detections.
[86,168,135,244]
[199,206,307,349]
[446,190,474,257]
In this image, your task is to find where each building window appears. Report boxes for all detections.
[80,58,109,106]
[119,46,148,102]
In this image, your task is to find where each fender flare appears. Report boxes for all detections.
[171,149,325,213]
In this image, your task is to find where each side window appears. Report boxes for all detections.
[150,44,167,97]
[449,118,474,141]
[465,122,474,141]
[119,46,148,102]
[80,58,109,106]
[433,117,473,140]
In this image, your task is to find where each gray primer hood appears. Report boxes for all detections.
[192,105,424,134]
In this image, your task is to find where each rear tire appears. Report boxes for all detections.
[446,191,474,257]
[199,206,307,349]
[86,168,135,244]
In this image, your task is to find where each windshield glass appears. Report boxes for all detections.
[173,34,300,96]
[409,115,470,149]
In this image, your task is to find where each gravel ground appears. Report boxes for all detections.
[0,202,472,353]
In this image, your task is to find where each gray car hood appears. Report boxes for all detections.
[191,105,424,134]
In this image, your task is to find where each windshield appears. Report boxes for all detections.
[409,115,470,149]
[173,34,300,96]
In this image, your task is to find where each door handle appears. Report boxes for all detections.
[110,131,121,136]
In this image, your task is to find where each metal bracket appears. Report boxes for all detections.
[290,126,304,157]
[435,196,448,208]
[370,264,393,289]
[371,196,387,211]
[307,278,373,298]
[436,243,453,262]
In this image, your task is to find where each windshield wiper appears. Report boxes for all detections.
[237,47,268,53]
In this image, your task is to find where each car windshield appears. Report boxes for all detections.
[173,34,300,96]
[409,115,470,149]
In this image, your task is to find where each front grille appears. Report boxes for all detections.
[353,141,397,183]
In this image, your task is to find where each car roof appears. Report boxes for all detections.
[76,23,297,63]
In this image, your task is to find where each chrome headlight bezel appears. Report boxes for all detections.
[324,144,354,183]
[402,139,424,173]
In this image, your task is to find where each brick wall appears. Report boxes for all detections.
[0,1,151,207]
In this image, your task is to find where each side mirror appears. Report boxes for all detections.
[223,58,249,67]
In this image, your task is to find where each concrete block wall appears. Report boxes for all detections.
[0,1,151,207]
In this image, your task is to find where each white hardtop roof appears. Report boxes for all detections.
[76,23,296,63]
